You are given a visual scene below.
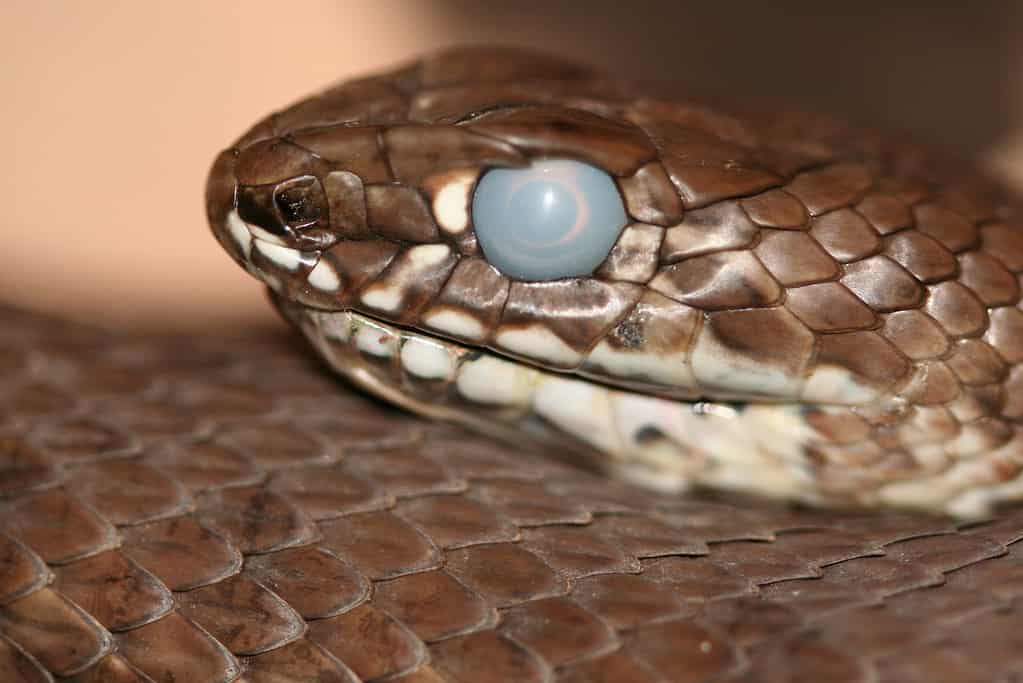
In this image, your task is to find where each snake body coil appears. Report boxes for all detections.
[207,47,1023,516]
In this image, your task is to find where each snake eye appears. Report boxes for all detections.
[471,159,627,281]
[274,175,326,229]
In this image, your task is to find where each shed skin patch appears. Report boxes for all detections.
[430,170,477,235]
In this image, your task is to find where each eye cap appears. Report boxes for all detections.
[471,158,628,281]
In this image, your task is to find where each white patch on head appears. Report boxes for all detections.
[360,244,452,313]
[226,209,252,257]
[354,318,397,357]
[247,224,288,245]
[533,376,624,455]
[254,239,304,271]
[495,325,581,367]
[408,243,452,267]
[456,354,537,407]
[360,286,403,313]
[431,171,477,235]
[585,340,697,390]
[801,366,877,404]
[421,309,486,342]
[690,326,802,398]
[400,335,455,380]
[307,259,341,292]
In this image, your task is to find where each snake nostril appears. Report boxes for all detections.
[273,176,326,230]
[235,176,334,251]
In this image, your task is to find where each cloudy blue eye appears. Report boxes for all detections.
[471,159,628,281]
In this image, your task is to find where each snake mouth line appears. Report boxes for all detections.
[272,294,834,503]
[283,293,752,418]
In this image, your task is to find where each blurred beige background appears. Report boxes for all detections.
[3,1,1023,332]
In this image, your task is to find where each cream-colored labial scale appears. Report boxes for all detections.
[287,305,833,505]
[281,302,1023,516]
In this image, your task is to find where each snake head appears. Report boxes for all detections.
[204,47,925,407]
[208,47,1023,515]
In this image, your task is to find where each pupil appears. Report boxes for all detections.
[507,180,577,245]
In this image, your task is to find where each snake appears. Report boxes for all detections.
[207,46,1023,518]
[4,49,1023,680]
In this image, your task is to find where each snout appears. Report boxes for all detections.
[205,148,244,265]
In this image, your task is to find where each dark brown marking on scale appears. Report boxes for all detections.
[660,201,759,263]
[499,280,644,362]
[703,307,815,380]
[840,255,924,312]
[426,258,510,341]
[601,291,701,355]
[815,331,911,393]
[785,282,875,331]
[651,250,782,310]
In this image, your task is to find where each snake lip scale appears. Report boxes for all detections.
[207,46,1023,517]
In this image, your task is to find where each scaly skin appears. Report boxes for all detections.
[207,47,1023,516]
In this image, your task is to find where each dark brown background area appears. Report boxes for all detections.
[3,1,1022,331]
[441,1,1021,155]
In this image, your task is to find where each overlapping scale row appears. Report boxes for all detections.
[4,306,1023,681]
